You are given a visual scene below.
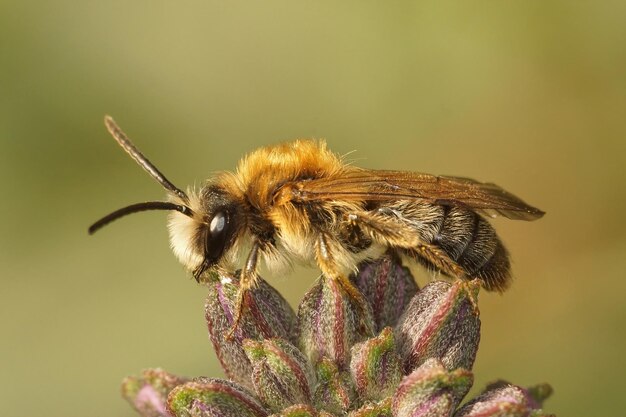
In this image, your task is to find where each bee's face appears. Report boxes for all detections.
[168,184,242,278]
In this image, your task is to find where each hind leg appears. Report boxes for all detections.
[349,211,481,310]
[348,210,468,279]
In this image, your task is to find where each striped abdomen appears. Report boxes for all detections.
[406,204,511,291]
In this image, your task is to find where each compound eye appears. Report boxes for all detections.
[210,211,226,234]
[205,211,230,263]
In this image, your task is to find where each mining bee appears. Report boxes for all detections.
[90,116,544,329]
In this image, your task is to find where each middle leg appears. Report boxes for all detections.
[314,233,375,335]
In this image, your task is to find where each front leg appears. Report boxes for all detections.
[226,240,261,339]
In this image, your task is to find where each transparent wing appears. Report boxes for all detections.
[288,169,544,221]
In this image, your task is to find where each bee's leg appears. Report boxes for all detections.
[350,211,478,311]
[411,243,481,312]
[226,241,260,339]
[349,211,467,279]
[407,243,467,279]
[314,233,374,334]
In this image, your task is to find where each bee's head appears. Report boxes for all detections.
[89,116,242,281]
[168,184,242,280]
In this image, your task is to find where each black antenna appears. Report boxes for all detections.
[89,201,194,235]
[104,115,189,202]
[89,116,195,235]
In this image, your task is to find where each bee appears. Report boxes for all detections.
[90,116,544,327]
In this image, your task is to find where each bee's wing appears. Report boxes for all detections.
[291,169,544,220]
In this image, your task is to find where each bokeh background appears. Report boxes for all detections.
[1,2,625,416]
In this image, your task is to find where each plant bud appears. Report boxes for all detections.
[313,357,356,415]
[349,327,402,401]
[167,378,269,417]
[454,381,553,417]
[122,368,187,417]
[268,404,339,417]
[298,276,374,369]
[392,358,473,417]
[243,338,315,412]
[396,280,480,372]
[353,255,418,332]
[348,398,392,417]
[205,273,297,389]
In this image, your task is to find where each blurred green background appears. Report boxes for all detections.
[1,1,625,416]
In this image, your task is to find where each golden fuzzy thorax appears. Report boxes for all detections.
[167,139,378,278]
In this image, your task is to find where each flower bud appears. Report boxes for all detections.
[205,273,297,389]
[348,398,392,417]
[454,381,553,417]
[122,368,187,417]
[349,327,402,401]
[167,378,269,417]
[392,358,473,417]
[243,338,315,412]
[268,404,322,417]
[313,357,356,415]
[396,280,480,373]
[353,255,418,332]
[298,276,374,369]
[268,404,316,417]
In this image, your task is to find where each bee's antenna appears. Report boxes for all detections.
[103,115,189,203]
[88,201,194,235]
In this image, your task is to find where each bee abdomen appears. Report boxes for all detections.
[433,207,511,291]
